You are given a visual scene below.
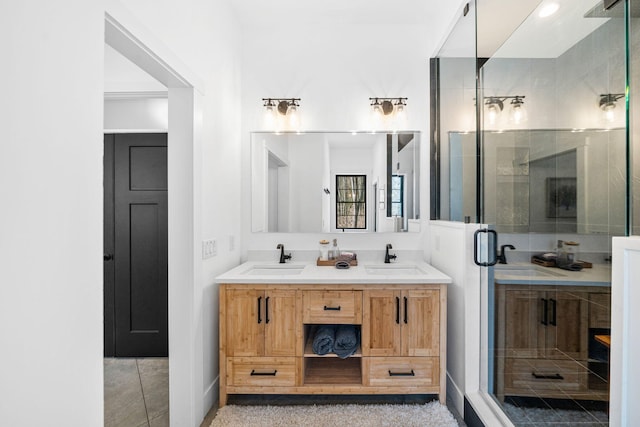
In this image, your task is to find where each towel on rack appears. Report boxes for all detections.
[333,325,360,359]
[312,325,336,355]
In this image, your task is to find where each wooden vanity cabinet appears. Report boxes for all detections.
[223,288,298,357]
[495,284,610,401]
[362,289,441,357]
[500,288,588,360]
[219,283,447,407]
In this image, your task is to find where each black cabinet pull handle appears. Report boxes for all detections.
[265,296,270,324]
[395,296,400,324]
[532,372,564,380]
[404,296,408,324]
[257,296,262,324]
[103,254,113,261]
[250,369,277,376]
[389,369,415,377]
[324,305,341,311]
[541,298,548,325]
[550,298,557,326]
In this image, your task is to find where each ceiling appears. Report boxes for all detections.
[104,0,620,91]
[439,0,613,59]
[229,0,439,27]
[490,0,611,58]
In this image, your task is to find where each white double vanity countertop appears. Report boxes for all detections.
[216,260,453,285]
[494,262,611,287]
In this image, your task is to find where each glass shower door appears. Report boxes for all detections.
[477,1,628,425]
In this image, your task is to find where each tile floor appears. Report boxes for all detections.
[502,396,609,426]
[104,358,609,427]
[105,360,465,427]
[104,358,169,427]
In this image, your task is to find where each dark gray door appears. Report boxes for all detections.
[104,133,168,357]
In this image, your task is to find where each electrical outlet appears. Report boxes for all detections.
[229,235,235,251]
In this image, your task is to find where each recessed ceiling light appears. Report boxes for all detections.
[538,2,560,18]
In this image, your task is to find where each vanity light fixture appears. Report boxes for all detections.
[484,95,526,125]
[599,93,624,123]
[369,97,408,129]
[262,98,302,130]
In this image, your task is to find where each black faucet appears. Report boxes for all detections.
[384,244,397,263]
[277,244,292,264]
[497,244,516,264]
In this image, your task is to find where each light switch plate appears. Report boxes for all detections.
[202,239,217,259]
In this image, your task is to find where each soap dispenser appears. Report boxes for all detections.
[329,238,340,260]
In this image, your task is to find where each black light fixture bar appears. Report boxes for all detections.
[599,93,624,107]
[369,97,408,115]
[262,98,301,115]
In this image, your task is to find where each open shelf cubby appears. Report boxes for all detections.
[304,357,362,385]
[303,324,363,385]
[303,324,362,358]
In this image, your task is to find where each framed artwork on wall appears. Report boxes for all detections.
[546,177,577,218]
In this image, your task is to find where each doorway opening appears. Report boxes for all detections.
[104,7,203,426]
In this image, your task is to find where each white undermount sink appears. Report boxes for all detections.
[243,264,305,275]
[365,264,428,276]
[494,265,565,277]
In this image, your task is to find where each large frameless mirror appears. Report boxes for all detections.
[251,131,420,233]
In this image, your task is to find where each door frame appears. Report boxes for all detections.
[105,2,205,425]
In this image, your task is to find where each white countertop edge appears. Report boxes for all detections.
[215,260,453,285]
[494,262,611,287]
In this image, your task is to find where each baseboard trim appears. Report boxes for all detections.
[203,376,219,418]
[446,373,464,416]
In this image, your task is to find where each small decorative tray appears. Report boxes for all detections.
[316,257,358,267]
[531,257,555,267]
[575,260,593,268]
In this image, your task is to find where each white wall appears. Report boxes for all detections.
[115,0,244,418]
[240,2,464,256]
[0,2,105,426]
[2,1,242,426]
[429,221,482,416]
[104,97,168,131]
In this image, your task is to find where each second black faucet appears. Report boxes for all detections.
[277,243,292,263]
[384,244,397,263]
[497,244,515,264]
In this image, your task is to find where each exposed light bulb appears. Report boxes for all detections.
[509,98,527,124]
[395,103,407,128]
[371,102,383,129]
[603,103,616,122]
[487,104,499,125]
[263,105,276,129]
[288,104,300,129]
[372,103,383,118]
[512,107,523,123]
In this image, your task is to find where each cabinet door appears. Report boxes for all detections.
[545,290,588,360]
[264,289,298,356]
[402,289,440,357]
[226,289,264,357]
[589,292,611,329]
[362,290,401,356]
[503,289,546,358]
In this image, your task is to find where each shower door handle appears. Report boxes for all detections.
[474,229,498,266]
